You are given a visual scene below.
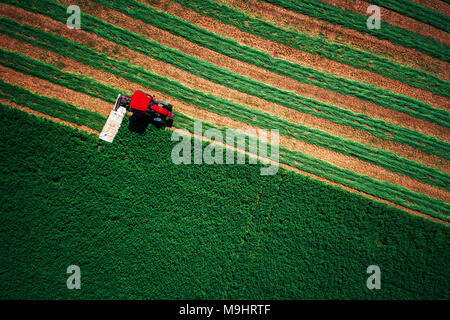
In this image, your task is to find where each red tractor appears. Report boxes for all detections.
[115,90,174,127]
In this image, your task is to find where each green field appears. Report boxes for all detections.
[1,0,449,301]
[1,105,449,299]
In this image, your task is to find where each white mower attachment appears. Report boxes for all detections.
[99,94,127,143]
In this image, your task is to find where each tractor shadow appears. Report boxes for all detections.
[128,114,164,133]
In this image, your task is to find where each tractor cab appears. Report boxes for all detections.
[129,90,156,115]
[100,90,175,142]
[115,90,174,127]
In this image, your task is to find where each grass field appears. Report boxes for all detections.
[2,106,449,299]
[0,0,449,299]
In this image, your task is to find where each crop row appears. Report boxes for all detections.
[2,18,449,162]
[369,0,450,33]
[260,0,449,60]
[7,0,450,130]
[93,0,450,114]
[0,80,106,131]
[164,0,450,95]
[2,38,450,219]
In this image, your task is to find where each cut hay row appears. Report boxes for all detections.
[28,0,450,113]
[7,2,445,140]
[410,0,450,15]
[0,44,445,205]
[234,0,450,45]
[317,0,450,44]
[259,0,449,60]
[0,80,105,131]
[3,14,450,162]
[217,0,449,79]
[0,101,100,135]
[101,0,450,111]
[16,2,445,139]
[159,0,450,95]
[128,0,450,108]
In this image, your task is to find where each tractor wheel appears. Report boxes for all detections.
[153,117,165,128]
[160,100,173,112]
[166,118,174,127]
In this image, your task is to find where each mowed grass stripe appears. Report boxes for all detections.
[162,0,450,95]
[369,0,450,33]
[92,0,450,112]
[1,41,449,194]
[0,80,106,131]
[260,0,449,60]
[9,0,450,128]
[2,18,449,163]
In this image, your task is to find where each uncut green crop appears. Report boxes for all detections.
[1,105,449,299]
[261,0,449,60]
[1,38,448,193]
[5,0,450,130]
